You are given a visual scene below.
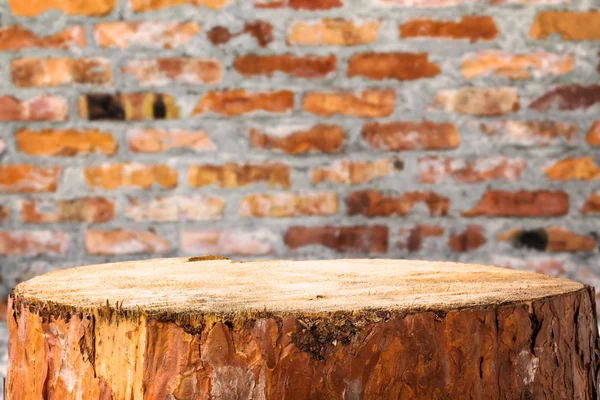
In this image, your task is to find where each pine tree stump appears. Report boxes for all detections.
[7,257,600,399]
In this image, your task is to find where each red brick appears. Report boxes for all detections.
[0,206,9,223]
[461,52,573,80]
[311,159,399,184]
[122,58,222,85]
[418,156,525,184]
[130,0,231,12]
[581,192,600,214]
[188,163,290,188]
[586,121,600,146]
[0,26,85,51]
[0,165,61,193]
[498,227,595,253]
[95,21,200,49]
[462,190,568,217]
[0,95,67,121]
[495,257,565,277]
[249,124,344,154]
[78,93,179,121]
[347,52,440,80]
[0,231,68,256]
[127,128,215,153]
[285,226,388,253]
[84,163,178,190]
[239,192,337,217]
[529,85,600,111]
[85,229,169,255]
[208,21,273,47]
[376,0,460,6]
[193,90,293,116]
[20,198,114,223]
[397,225,443,251]
[529,11,600,41]
[346,190,449,217]
[432,88,519,116]
[448,225,486,252]
[126,196,224,221]
[11,58,111,87]
[400,16,499,43]
[480,121,577,146]
[544,157,600,181]
[234,54,336,78]
[287,19,380,46]
[255,0,341,9]
[361,121,459,151]
[16,129,117,156]
[181,229,275,255]
[8,0,116,16]
[303,89,394,117]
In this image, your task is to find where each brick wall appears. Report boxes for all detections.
[0,0,600,310]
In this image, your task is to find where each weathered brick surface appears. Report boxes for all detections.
[1,0,600,367]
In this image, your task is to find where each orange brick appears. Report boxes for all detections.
[122,58,222,85]
[346,190,449,217]
[0,231,68,256]
[529,11,600,41]
[400,16,499,43]
[20,198,114,223]
[544,157,600,181]
[448,225,486,252]
[0,26,85,51]
[303,89,394,117]
[193,90,293,116]
[85,229,169,255]
[0,165,60,193]
[11,58,111,87]
[84,163,177,190]
[249,124,344,154]
[188,163,290,188]
[234,54,336,78]
[418,156,525,184]
[78,93,179,121]
[285,226,388,253]
[348,52,440,80]
[397,225,444,251]
[126,196,224,221]
[586,121,600,146]
[462,52,573,80]
[311,159,398,184]
[361,121,459,150]
[287,19,380,46]
[498,227,595,253]
[16,129,117,156]
[0,95,67,121]
[131,0,231,12]
[181,229,275,255]
[255,0,341,9]
[581,192,600,214]
[480,121,577,146]
[239,192,337,217]
[462,190,568,217]
[127,128,216,153]
[432,88,519,116]
[8,0,116,16]
[95,21,200,49]
[529,85,600,111]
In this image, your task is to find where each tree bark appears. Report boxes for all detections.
[7,257,600,399]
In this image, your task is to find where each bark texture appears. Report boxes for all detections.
[6,258,600,399]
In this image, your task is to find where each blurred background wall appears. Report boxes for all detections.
[0,0,599,374]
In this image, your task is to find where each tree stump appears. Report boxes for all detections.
[7,257,600,399]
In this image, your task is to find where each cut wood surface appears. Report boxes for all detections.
[7,257,600,399]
